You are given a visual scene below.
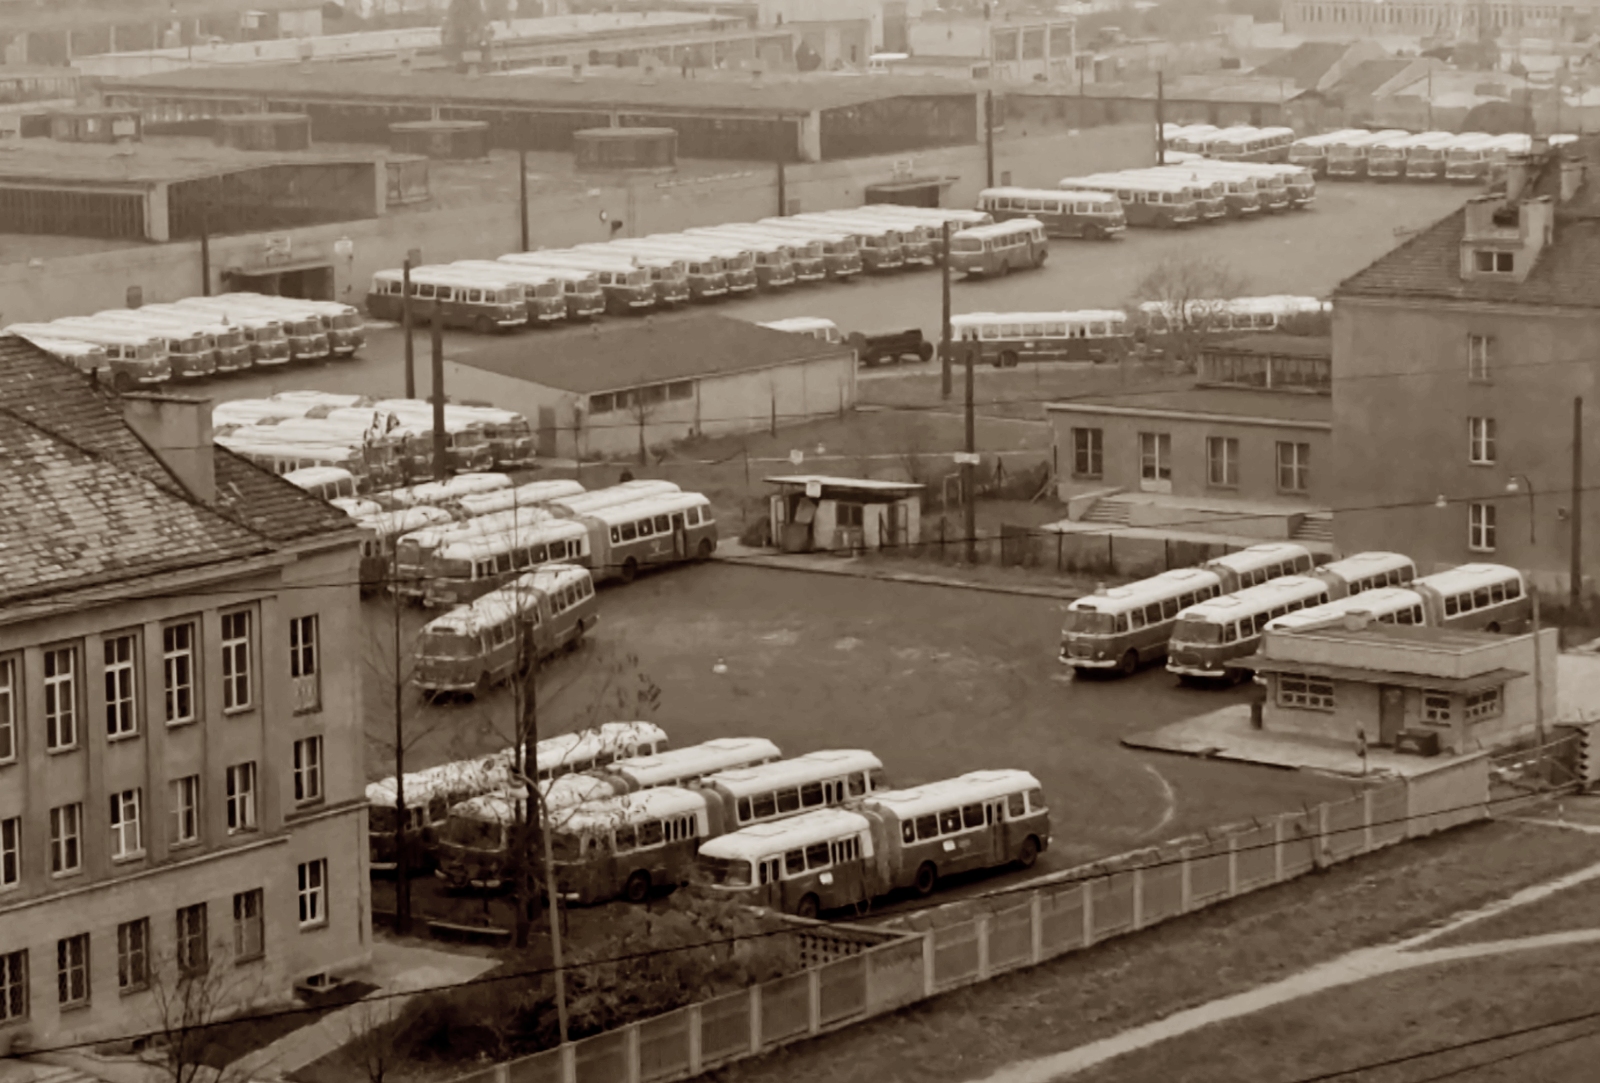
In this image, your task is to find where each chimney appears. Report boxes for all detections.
[1505,153,1532,202]
[120,394,215,505]
[1561,156,1587,203]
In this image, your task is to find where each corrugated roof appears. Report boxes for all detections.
[1252,42,1353,89]
[449,311,847,394]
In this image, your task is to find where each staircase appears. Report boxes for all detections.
[1293,513,1334,543]
[1082,498,1133,526]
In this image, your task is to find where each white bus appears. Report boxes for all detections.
[580,490,718,583]
[95,307,253,374]
[83,312,219,379]
[456,479,585,519]
[422,518,590,609]
[1264,586,1428,634]
[947,219,1048,278]
[1403,131,1466,180]
[637,235,762,293]
[694,750,889,830]
[754,219,869,279]
[1440,132,1500,182]
[8,323,172,390]
[1412,564,1530,632]
[693,227,828,283]
[493,257,608,319]
[366,267,527,335]
[759,317,844,344]
[1288,129,1370,175]
[1161,159,1312,211]
[446,260,570,323]
[376,472,514,511]
[495,253,657,315]
[392,505,557,601]
[172,295,330,362]
[812,210,938,266]
[601,737,784,793]
[1061,173,1208,226]
[1312,551,1416,598]
[776,216,905,274]
[1367,132,1431,180]
[951,310,1132,367]
[144,301,292,368]
[357,504,455,592]
[1167,575,1334,682]
[547,481,681,518]
[1326,129,1410,179]
[679,229,800,289]
[977,187,1126,240]
[219,293,365,357]
[283,465,358,501]
[589,241,731,300]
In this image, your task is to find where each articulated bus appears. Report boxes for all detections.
[498,254,656,315]
[457,479,585,519]
[977,187,1126,239]
[444,261,569,323]
[695,750,889,831]
[547,481,681,518]
[951,310,1132,367]
[601,737,784,793]
[948,219,1048,278]
[422,518,590,608]
[1412,564,1530,631]
[1061,173,1206,227]
[695,770,1048,916]
[1166,575,1335,682]
[1326,130,1410,179]
[754,220,868,279]
[357,505,455,593]
[8,324,172,390]
[1288,129,1370,175]
[1059,543,1314,676]
[1312,551,1415,597]
[586,242,729,301]
[221,294,365,357]
[391,506,556,601]
[493,257,608,319]
[1265,586,1429,635]
[580,490,718,582]
[412,564,598,695]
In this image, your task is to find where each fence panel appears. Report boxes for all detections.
[933,921,981,989]
[760,972,812,1046]
[574,1030,629,1083]
[1090,873,1134,940]
[987,903,1034,974]
[698,990,753,1068]
[637,1009,692,1083]
[1234,824,1277,891]
[1188,841,1231,908]
[1038,883,1085,957]
[1407,754,1490,836]
[819,955,867,1026]
[1325,795,1368,863]
[864,937,927,1014]
[1371,783,1409,847]
[1278,812,1317,878]
[1140,861,1184,926]
[507,1047,565,1083]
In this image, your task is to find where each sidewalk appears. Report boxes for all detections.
[713,541,1089,601]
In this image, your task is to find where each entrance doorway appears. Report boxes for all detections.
[225,265,333,300]
[1378,685,1406,746]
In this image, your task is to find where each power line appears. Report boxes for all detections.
[1283,1009,1600,1083]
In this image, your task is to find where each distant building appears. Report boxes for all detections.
[1282,0,1600,40]
[906,15,1078,83]
[0,0,324,65]
[765,475,922,553]
[1332,137,1599,595]
[0,338,370,1049]
[440,312,858,460]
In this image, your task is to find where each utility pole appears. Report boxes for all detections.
[402,257,416,399]
[1573,396,1584,608]
[964,342,976,565]
[515,616,569,1045]
[519,148,530,253]
[430,309,447,480]
[1156,70,1166,165]
[199,202,212,297]
[390,545,411,935]
[984,89,996,189]
[940,222,953,401]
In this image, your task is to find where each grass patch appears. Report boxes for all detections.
[1421,861,1600,950]
[707,820,1600,1083]
[196,981,377,1069]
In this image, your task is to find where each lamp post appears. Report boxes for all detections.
[1506,474,1536,544]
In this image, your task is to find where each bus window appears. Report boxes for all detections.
[1474,587,1491,608]
[939,808,962,834]
[962,803,984,828]
[1129,609,1146,630]
[638,518,655,538]
[1161,599,1179,619]
[776,788,801,814]
[785,849,805,876]
[621,522,638,541]
[805,842,830,870]
[1007,792,1026,817]
[637,820,664,849]
[848,772,867,797]
[800,781,824,808]
[615,824,637,852]
[901,821,915,843]
[915,814,939,840]
[1026,789,1046,812]
[1145,603,1162,624]
[655,514,670,532]
[752,792,777,819]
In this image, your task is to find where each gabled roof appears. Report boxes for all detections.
[1252,42,1354,89]
[213,449,362,543]
[1331,58,1415,100]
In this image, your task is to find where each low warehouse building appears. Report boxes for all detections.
[440,312,857,460]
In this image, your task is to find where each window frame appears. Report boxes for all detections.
[162,622,196,727]
[1277,673,1335,710]
[233,889,265,962]
[109,787,143,861]
[1469,502,1497,552]
[171,774,200,848]
[293,736,323,805]
[220,609,252,713]
[0,949,25,1023]
[0,655,14,764]
[1467,333,1492,382]
[0,816,18,890]
[176,903,207,977]
[56,933,90,1008]
[1468,416,1497,465]
[1139,431,1172,482]
[226,762,257,834]
[1206,435,1241,489]
[117,918,149,993]
[44,644,78,752]
[1071,427,1103,478]
[103,633,138,739]
[1276,441,1311,494]
[297,859,328,929]
[49,802,82,877]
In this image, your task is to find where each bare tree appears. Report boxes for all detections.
[144,943,265,1083]
[1127,249,1249,370]
[340,997,403,1083]
[625,388,662,465]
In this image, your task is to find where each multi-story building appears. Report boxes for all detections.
[1281,0,1600,42]
[1332,136,1599,595]
[0,337,370,1051]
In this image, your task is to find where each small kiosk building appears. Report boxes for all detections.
[766,476,922,555]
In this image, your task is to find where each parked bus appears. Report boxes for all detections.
[432,775,634,890]
[215,397,315,425]
[1312,551,1416,598]
[774,216,904,274]
[691,227,827,283]
[1366,132,1430,180]
[392,508,554,600]
[547,786,724,903]
[1482,133,1534,183]
[422,518,590,608]
[952,310,1132,367]
[866,205,993,230]
[367,751,514,873]
[330,404,495,474]
[7,324,172,390]
[216,438,370,483]
[1401,131,1465,180]
[977,187,1126,239]
[547,481,681,518]
[357,505,455,593]
[637,236,761,293]
[442,404,537,469]
[754,220,868,279]
[493,257,608,319]
[506,251,686,309]
[696,770,1048,915]
[580,490,718,582]
[601,737,784,793]
[245,416,407,487]
[694,750,889,830]
[284,465,358,501]
[1060,174,1203,227]
[457,479,585,519]
[374,472,513,511]
[171,296,330,362]
[1288,129,1370,175]
[221,294,365,357]
[335,497,385,519]
[586,242,730,301]
[1059,543,1315,676]
[1264,586,1429,634]
[1206,125,1297,163]
[1166,123,1219,154]
[444,261,569,324]
[151,301,293,367]
[759,317,844,344]
[10,335,107,379]
[1162,159,1290,212]
[814,211,937,266]
[413,564,599,696]
[366,267,527,334]
[1412,564,1530,632]
[1439,132,1500,182]
[95,308,251,374]
[948,219,1048,278]
[1199,159,1316,208]
[681,229,800,289]
[1325,129,1410,179]
[1166,575,1334,682]
[529,720,672,781]
[82,313,218,379]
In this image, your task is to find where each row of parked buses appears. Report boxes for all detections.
[1287,129,1579,182]
[1059,542,1531,681]
[368,722,1048,916]
[3,293,365,391]
[1163,123,1300,162]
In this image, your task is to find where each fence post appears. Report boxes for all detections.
[494,1063,510,1083]
[807,967,822,1034]
[624,1024,641,1083]
[1318,802,1331,865]
[1131,868,1144,931]
[1082,880,1095,947]
[560,1043,576,1083]
[1057,531,1063,572]
[1363,789,1375,852]
[1030,892,1044,964]
[975,914,991,981]
[1274,817,1286,882]
[1180,849,1193,913]
[748,984,763,1055]
[687,1003,704,1075]
[922,930,937,997]
[1227,836,1239,897]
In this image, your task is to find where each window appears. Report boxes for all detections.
[1465,687,1502,721]
[1468,417,1496,465]
[298,860,327,927]
[1473,249,1514,273]
[163,623,195,725]
[1072,428,1103,477]
[176,904,207,975]
[0,657,12,763]
[804,841,830,870]
[117,919,148,992]
[44,646,77,750]
[221,611,251,711]
[836,503,864,529]
[1423,693,1452,722]
[110,788,142,860]
[0,950,24,1022]
[589,393,614,415]
[170,775,199,847]
[1278,674,1335,710]
[57,934,89,1007]
[1007,792,1027,817]
[49,803,81,875]
[103,634,137,737]
[1,817,17,888]
[1276,442,1310,493]
[1468,334,1492,382]
[226,762,256,833]
[1139,432,1172,481]
[1470,503,1497,552]
[1207,436,1240,488]
[785,848,806,876]
[233,890,264,960]
[290,615,319,712]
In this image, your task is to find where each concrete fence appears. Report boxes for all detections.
[429,758,1489,1083]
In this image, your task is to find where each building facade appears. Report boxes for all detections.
[0,344,370,1052]
[1281,0,1600,40]
[765,475,922,553]
[1333,139,1600,595]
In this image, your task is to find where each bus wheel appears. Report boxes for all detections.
[474,315,495,335]
[999,349,1019,369]
[623,870,652,904]
[913,862,938,897]
[1016,836,1040,870]
[1117,650,1139,677]
[1485,622,1501,634]
[620,557,639,583]
[795,893,821,920]
[696,538,714,561]
[917,341,934,363]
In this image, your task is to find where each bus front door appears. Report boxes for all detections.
[672,514,687,558]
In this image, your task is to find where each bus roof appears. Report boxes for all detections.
[360,505,455,538]
[759,317,841,334]
[1319,551,1414,580]
[444,774,623,824]
[532,721,670,773]
[367,752,511,808]
[953,218,1043,239]
[1413,563,1524,597]
[383,473,513,506]
[557,786,709,834]
[1264,587,1425,632]
[579,490,710,525]
[697,807,874,861]
[1177,575,1329,620]
[982,186,1119,204]
[1203,542,1312,574]
[283,466,355,488]
[517,562,592,596]
[868,769,1042,820]
[951,310,1126,325]
[701,749,883,797]
[1068,566,1223,615]
[608,738,783,788]
[457,480,586,518]
[434,518,587,560]
[551,481,681,515]
[334,498,385,519]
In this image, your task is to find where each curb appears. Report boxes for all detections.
[712,550,1086,602]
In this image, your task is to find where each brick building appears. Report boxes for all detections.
[0,338,371,1051]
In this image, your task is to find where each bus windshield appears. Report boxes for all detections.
[442,816,502,850]
[1173,618,1222,644]
[422,633,481,660]
[1063,609,1117,634]
[699,855,753,886]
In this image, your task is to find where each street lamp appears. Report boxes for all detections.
[1506,474,1536,543]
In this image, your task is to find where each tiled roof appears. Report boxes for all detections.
[1331,58,1414,99]
[1252,42,1352,88]
[213,449,359,543]
[1336,137,1600,307]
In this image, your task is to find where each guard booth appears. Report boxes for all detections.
[766,475,922,554]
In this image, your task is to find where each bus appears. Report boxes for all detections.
[13,336,106,379]
[694,750,889,830]
[1288,129,1370,175]
[216,438,371,485]
[816,211,938,266]
[547,481,681,518]
[332,405,495,474]
[952,310,1132,367]
[754,220,868,279]
[284,465,358,501]
[1402,131,1465,181]
[335,497,385,519]
[149,301,292,368]
[247,417,407,487]
[1207,125,1297,163]
[366,268,527,334]
[1482,133,1534,183]
[528,720,672,781]
[412,564,599,696]
[1412,564,1529,632]
[1264,586,1429,635]
[696,770,1048,915]
[366,752,513,873]
[456,479,585,519]
[7,324,172,391]
[580,490,718,583]
[431,775,634,890]
[601,737,784,793]
[1059,543,1315,676]
[1166,575,1335,682]
[1162,160,1293,212]
[775,216,905,274]
[1167,123,1219,154]
[948,219,1048,278]
[374,472,512,512]
[1312,551,1415,598]
[547,787,723,903]
[1439,133,1499,182]
[357,505,455,593]
[758,317,844,344]
[82,314,218,379]
[691,228,827,283]
[175,295,331,362]
[95,308,251,375]
[493,257,608,319]
[586,242,730,301]
[1060,174,1204,227]
[391,508,549,600]
[422,518,590,608]
[445,261,570,324]
[976,187,1126,240]
[635,236,761,294]
[220,294,365,357]
[1366,132,1430,180]
[680,230,800,289]
[442,404,537,470]
[499,254,656,315]
[1326,130,1410,179]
